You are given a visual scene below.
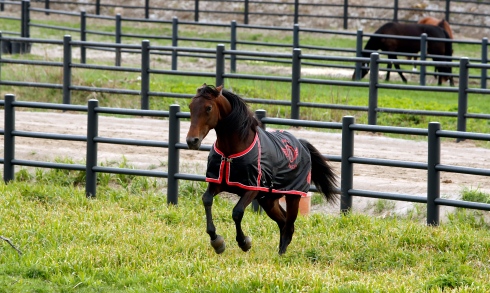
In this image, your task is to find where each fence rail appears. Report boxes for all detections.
[2,94,490,226]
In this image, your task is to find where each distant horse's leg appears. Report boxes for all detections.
[232,190,259,252]
[202,185,225,254]
[257,196,287,251]
[279,194,301,255]
[385,61,392,81]
[389,54,407,83]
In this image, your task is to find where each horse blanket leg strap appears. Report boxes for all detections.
[205,127,311,197]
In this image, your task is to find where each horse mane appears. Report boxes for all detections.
[200,85,259,141]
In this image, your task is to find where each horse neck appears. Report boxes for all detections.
[214,95,256,156]
[363,37,380,57]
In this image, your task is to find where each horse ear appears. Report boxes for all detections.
[215,85,223,95]
[197,83,207,93]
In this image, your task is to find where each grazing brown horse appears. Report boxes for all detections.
[354,22,454,86]
[186,84,338,255]
[418,17,453,39]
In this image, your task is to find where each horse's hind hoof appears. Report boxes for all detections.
[239,236,252,252]
[210,235,226,254]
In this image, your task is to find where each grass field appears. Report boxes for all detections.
[1,168,490,292]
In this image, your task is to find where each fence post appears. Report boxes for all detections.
[45,0,50,15]
[427,122,441,226]
[145,0,149,19]
[293,0,299,24]
[291,48,301,120]
[253,109,267,213]
[95,0,100,15]
[63,35,72,105]
[445,0,450,22]
[21,0,30,38]
[115,14,122,66]
[230,20,237,73]
[172,17,178,70]
[341,116,354,213]
[167,104,181,205]
[216,44,225,86]
[86,99,99,198]
[293,24,299,48]
[141,40,150,110]
[368,53,379,125]
[80,10,86,64]
[457,57,469,139]
[354,29,363,81]
[419,33,427,86]
[244,0,249,24]
[393,0,398,22]
[343,0,348,29]
[194,0,199,22]
[481,37,488,89]
[3,94,15,183]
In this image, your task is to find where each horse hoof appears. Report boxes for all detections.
[210,235,225,254]
[239,236,252,252]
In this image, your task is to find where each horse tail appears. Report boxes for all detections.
[299,139,339,203]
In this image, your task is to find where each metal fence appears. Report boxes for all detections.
[14,0,490,32]
[2,94,490,226]
[1,1,489,88]
[1,35,490,133]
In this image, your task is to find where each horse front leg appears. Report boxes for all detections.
[202,185,225,254]
[232,190,258,252]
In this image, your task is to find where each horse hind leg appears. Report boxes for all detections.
[279,194,301,255]
[257,195,287,252]
[390,55,407,83]
[232,190,258,252]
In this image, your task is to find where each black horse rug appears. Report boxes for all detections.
[206,127,311,197]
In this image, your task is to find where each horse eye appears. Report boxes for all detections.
[206,105,212,113]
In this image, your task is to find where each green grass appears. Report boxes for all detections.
[2,167,490,292]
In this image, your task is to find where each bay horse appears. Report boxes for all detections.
[354,22,454,86]
[186,84,338,255]
[418,17,453,39]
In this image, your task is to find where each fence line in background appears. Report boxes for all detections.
[2,95,490,226]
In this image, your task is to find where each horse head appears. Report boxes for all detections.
[186,84,229,150]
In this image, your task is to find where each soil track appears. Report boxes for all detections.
[2,110,490,220]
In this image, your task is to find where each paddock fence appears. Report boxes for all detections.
[2,94,490,226]
[1,35,490,133]
[1,1,490,87]
[8,0,490,32]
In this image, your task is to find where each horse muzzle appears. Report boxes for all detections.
[186,137,202,150]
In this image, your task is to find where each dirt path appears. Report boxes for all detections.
[2,110,489,220]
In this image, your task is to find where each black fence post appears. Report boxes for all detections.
[293,24,299,48]
[172,17,178,71]
[141,40,150,110]
[63,35,72,105]
[419,33,427,86]
[86,99,99,198]
[291,48,301,120]
[3,94,15,183]
[21,0,30,38]
[343,0,348,29]
[354,29,363,81]
[253,109,267,213]
[427,122,441,226]
[445,0,450,23]
[45,0,50,15]
[244,0,249,24]
[95,0,100,15]
[145,0,149,19]
[167,104,181,205]
[115,14,122,67]
[368,53,379,125]
[194,0,199,22]
[293,0,299,24]
[80,10,86,64]
[457,57,469,139]
[230,20,237,73]
[481,37,488,89]
[341,116,355,214]
[393,0,399,22]
[216,44,225,86]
